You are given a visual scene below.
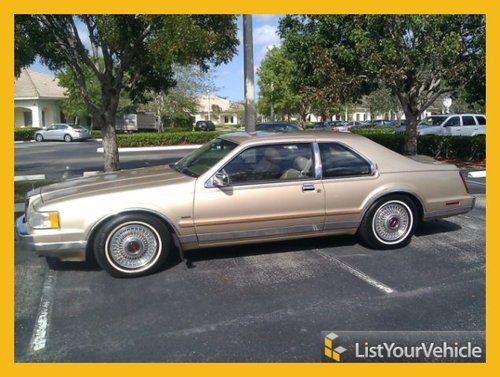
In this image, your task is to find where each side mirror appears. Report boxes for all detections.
[213,170,230,187]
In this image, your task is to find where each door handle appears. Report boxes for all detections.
[302,183,315,192]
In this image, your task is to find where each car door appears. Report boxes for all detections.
[442,116,461,136]
[461,115,478,136]
[193,141,325,246]
[43,125,59,140]
[52,124,67,140]
[318,142,379,231]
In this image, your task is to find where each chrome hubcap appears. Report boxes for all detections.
[373,201,412,243]
[106,223,159,270]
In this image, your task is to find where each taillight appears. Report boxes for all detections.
[459,171,470,194]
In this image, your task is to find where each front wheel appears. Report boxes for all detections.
[64,134,72,142]
[358,195,417,249]
[35,133,44,142]
[93,213,171,277]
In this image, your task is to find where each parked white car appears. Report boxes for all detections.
[34,124,92,142]
[394,114,486,136]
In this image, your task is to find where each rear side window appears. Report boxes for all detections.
[462,116,476,126]
[319,143,372,178]
[475,116,486,125]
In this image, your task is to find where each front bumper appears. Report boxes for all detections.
[15,215,87,261]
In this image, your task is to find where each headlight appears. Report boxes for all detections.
[29,211,60,229]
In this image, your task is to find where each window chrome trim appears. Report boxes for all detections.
[312,142,323,179]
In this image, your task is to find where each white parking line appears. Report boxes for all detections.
[315,250,396,294]
[29,270,56,353]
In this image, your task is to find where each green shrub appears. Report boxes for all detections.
[352,127,394,135]
[360,133,485,161]
[116,131,227,147]
[14,127,37,141]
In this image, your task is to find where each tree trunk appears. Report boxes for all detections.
[93,114,120,172]
[404,112,419,155]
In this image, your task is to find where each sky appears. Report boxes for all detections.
[29,14,283,103]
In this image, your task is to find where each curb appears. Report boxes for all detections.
[96,144,202,153]
[15,174,46,182]
[474,194,485,210]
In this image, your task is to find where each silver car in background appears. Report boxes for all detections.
[34,123,92,142]
[394,114,486,136]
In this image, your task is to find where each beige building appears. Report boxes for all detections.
[195,94,242,125]
[15,69,66,128]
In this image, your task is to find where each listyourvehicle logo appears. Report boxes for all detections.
[321,331,485,362]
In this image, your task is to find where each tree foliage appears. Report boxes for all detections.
[279,15,485,154]
[257,47,302,121]
[15,15,238,171]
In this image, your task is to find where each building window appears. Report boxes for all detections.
[23,110,32,127]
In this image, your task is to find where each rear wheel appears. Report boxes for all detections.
[359,194,417,249]
[64,134,72,142]
[93,213,171,277]
[35,133,43,142]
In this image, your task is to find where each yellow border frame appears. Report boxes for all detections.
[1,0,495,374]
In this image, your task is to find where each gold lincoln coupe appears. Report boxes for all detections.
[16,131,475,277]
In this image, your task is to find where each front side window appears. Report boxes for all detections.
[419,116,447,126]
[319,143,372,178]
[444,116,460,127]
[224,143,314,184]
[173,138,237,177]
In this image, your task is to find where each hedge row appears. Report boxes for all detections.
[14,127,38,141]
[363,133,485,161]
[116,131,227,147]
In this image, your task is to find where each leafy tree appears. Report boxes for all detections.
[57,62,133,126]
[279,15,485,154]
[139,64,217,128]
[257,47,302,123]
[15,15,238,171]
[364,86,401,120]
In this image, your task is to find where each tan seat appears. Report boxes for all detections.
[281,156,312,179]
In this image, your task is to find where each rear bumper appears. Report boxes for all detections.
[15,215,87,261]
[423,196,476,221]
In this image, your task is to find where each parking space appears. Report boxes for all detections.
[15,204,485,362]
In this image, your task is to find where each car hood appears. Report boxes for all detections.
[40,165,195,204]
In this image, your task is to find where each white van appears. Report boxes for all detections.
[416,114,486,136]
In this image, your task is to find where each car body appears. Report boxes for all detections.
[312,122,332,130]
[194,120,216,131]
[34,124,91,142]
[255,122,302,132]
[394,114,486,136]
[370,119,397,128]
[16,131,475,277]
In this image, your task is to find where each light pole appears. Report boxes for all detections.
[207,90,211,121]
[243,15,256,132]
[270,81,275,122]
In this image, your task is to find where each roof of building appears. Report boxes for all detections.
[197,94,243,113]
[14,69,66,100]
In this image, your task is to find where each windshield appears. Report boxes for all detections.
[172,138,238,177]
[419,116,448,127]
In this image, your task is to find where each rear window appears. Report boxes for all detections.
[319,143,372,178]
[475,116,486,125]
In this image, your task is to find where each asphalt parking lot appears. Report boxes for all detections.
[15,203,485,362]
[14,140,486,362]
